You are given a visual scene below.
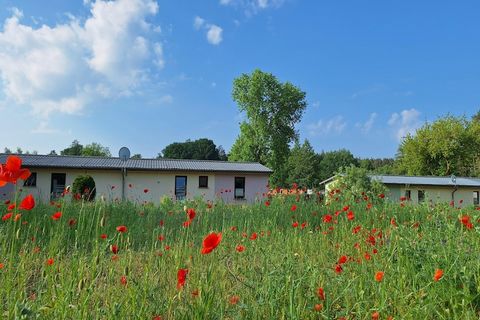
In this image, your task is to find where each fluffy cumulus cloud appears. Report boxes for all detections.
[355,112,377,133]
[307,115,346,137]
[193,16,223,45]
[388,108,422,141]
[0,0,163,116]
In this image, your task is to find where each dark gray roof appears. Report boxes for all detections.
[0,154,272,174]
[370,175,480,187]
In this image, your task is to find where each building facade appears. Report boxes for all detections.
[0,154,272,204]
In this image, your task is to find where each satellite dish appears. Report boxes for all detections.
[119,147,131,161]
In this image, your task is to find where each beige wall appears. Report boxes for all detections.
[390,185,479,206]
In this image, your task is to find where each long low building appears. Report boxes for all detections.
[322,174,480,206]
[0,154,272,204]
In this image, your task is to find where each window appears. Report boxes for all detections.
[404,190,411,200]
[51,173,66,200]
[24,172,37,187]
[199,176,208,188]
[175,176,187,200]
[234,177,245,199]
[474,191,479,206]
[418,190,425,203]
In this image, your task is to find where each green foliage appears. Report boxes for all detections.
[335,166,387,202]
[160,138,226,160]
[61,140,84,156]
[397,115,480,176]
[318,149,358,182]
[286,139,319,188]
[359,158,398,174]
[82,142,111,157]
[131,154,142,159]
[72,175,96,201]
[229,69,307,187]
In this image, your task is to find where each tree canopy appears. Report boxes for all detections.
[159,138,227,160]
[229,69,307,186]
[397,115,480,176]
[60,140,111,157]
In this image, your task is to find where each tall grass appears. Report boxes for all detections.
[0,192,479,319]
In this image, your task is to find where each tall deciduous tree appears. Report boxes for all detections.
[159,138,225,160]
[61,140,84,156]
[286,139,319,188]
[397,115,480,176]
[82,143,111,157]
[318,149,359,182]
[229,69,307,186]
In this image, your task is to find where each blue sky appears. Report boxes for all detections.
[0,0,479,158]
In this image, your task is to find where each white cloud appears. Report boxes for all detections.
[220,0,285,13]
[31,121,59,134]
[355,112,377,133]
[0,0,162,117]
[193,16,223,45]
[307,116,346,137]
[193,16,205,30]
[206,24,223,45]
[388,108,422,141]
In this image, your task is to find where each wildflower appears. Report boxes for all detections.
[4,199,10,205]
[290,204,297,211]
[390,218,397,227]
[120,275,127,286]
[51,212,62,220]
[338,255,348,264]
[14,214,21,222]
[116,225,127,233]
[433,269,444,282]
[375,271,384,282]
[100,234,107,239]
[177,268,189,289]
[183,220,191,228]
[46,258,54,266]
[347,211,355,221]
[335,264,343,274]
[364,252,371,260]
[19,194,35,210]
[265,201,270,207]
[236,245,245,252]
[231,226,238,231]
[152,316,162,320]
[400,196,407,201]
[7,204,15,211]
[292,221,299,228]
[0,155,31,186]
[201,232,222,254]
[187,208,196,220]
[353,225,361,234]
[144,189,149,193]
[323,214,333,223]
[68,219,77,227]
[378,193,385,199]
[372,311,380,320]
[249,232,258,240]
[0,263,4,269]
[229,295,240,305]
[158,235,165,241]
[2,213,12,221]
[317,287,325,300]
[111,245,119,254]
[314,304,323,311]
[301,222,307,229]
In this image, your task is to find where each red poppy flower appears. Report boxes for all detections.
[338,255,348,264]
[375,271,384,282]
[7,204,15,211]
[229,295,240,305]
[265,201,270,207]
[290,204,297,212]
[347,211,354,221]
[314,304,323,311]
[372,311,379,320]
[249,232,258,240]
[19,194,35,210]
[317,287,325,300]
[201,232,222,254]
[323,214,333,223]
[0,155,31,186]
[433,269,444,282]
[301,222,307,229]
[100,234,107,239]
[292,221,299,228]
[120,275,127,286]
[334,264,343,274]
[4,199,10,205]
[187,208,196,220]
[352,225,361,234]
[364,252,371,260]
[14,214,21,222]
[183,220,191,227]
[177,268,189,289]
[152,316,162,320]
[51,212,62,220]
[2,213,12,221]
[378,193,385,199]
[144,189,149,193]
[111,244,119,254]
[236,245,245,252]
[116,225,127,233]
[342,205,349,211]
[158,235,165,241]
[231,226,238,231]
[46,258,54,266]
[0,263,4,269]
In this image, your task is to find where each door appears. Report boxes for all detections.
[51,173,66,200]
[175,176,187,200]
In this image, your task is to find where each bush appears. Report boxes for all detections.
[72,175,96,201]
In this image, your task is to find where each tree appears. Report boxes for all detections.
[286,139,319,188]
[359,158,397,174]
[318,149,359,182]
[473,110,480,122]
[61,140,84,156]
[229,69,307,186]
[82,143,111,157]
[397,115,480,176]
[331,166,387,203]
[3,147,11,154]
[160,138,225,160]
[131,154,142,159]
[49,150,57,155]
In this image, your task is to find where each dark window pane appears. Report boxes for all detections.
[199,176,208,188]
[24,172,37,187]
[418,190,425,203]
[234,177,245,199]
[175,176,187,200]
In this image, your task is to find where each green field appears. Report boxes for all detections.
[1,191,479,319]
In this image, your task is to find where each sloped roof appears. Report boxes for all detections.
[0,154,272,174]
[371,175,480,187]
